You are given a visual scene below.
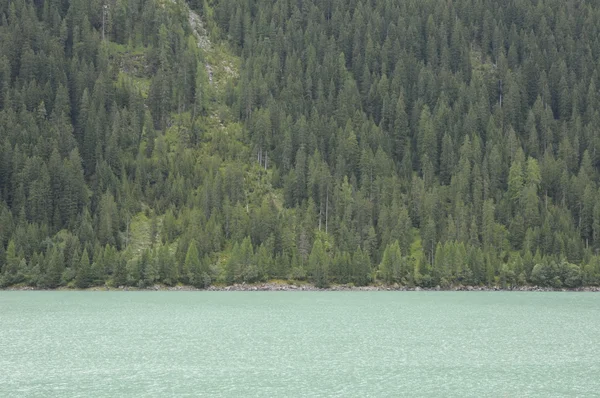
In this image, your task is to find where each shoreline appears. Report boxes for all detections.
[3,282,600,292]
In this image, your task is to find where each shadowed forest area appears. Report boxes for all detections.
[1,0,600,289]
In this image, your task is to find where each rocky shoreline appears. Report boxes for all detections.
[4,282,600,292]
[205,283,600,292]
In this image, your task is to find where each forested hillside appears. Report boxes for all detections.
[1,0,600,289]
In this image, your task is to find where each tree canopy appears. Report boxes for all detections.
[1,0,600,289]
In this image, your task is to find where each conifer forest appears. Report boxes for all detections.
[2,0,600,289]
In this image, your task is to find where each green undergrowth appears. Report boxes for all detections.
[110,0,246,264]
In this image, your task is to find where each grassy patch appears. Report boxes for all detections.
[117,72,151,98]
[410,229,423,263]
[125,210,161,257]
[470,47,496,77]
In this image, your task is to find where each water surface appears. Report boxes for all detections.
[1,292,599,397]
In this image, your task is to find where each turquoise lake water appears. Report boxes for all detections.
[1,292,599,397]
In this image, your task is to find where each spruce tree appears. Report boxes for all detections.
[309,239,329,288]
[75,248,92,289]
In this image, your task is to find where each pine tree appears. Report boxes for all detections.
[184,239,201,286]
[158,244,178,286]
[351,246,371,286]
[1,240,21,286]
[112,255,127,288]
[75,248,92,288]
[43,247,64,288]
[309,239,329,288]
[379,241,402,284]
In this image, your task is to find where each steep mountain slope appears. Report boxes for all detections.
[1,0,600,289]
